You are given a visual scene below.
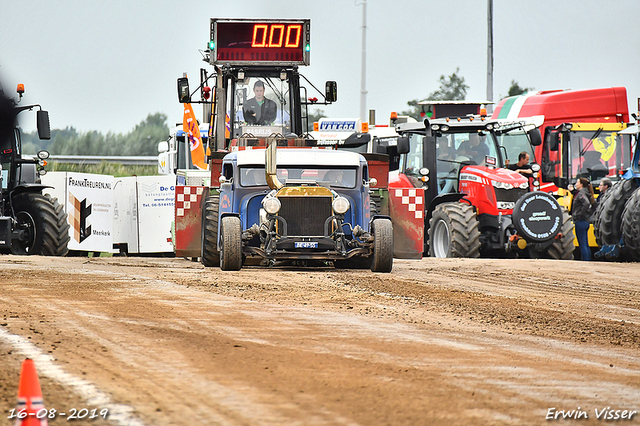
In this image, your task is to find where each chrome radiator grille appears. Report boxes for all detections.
[278,196,332,236]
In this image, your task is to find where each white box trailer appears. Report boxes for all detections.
[42,172,175,255]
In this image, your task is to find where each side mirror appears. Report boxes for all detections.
[325,81,337,103]
[158,141,169,153]
[36,110,51,140]
[177,77,191,103]
[545,129,559,152]
[397,136,410,155]
[527,128,542,146]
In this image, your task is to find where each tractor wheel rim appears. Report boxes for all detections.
[15,211,37,253]
[433,219,450,258]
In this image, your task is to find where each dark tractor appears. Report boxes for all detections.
[0,85,69,255]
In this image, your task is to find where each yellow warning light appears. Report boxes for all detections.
[390,111,398,120]
[313,122,319,131]
[361,122,369,133]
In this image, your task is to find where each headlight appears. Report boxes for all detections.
[419,167,430,176]
[492,180,514,190]
[263,197,281,215]
[497,201,516,210]
[332,196,350,214]
[531,163,541,172]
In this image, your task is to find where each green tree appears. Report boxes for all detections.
[507,80,533,97]
[400,68,469,121]
[427,68,468,101]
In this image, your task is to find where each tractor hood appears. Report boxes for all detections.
[460,165,529,189]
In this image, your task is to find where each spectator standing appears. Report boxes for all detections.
[572,177,596,261]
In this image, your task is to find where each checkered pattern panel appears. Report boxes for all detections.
[175,186,205,217]
[393,188,424,219]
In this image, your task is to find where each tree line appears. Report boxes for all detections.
[21,112,169,156]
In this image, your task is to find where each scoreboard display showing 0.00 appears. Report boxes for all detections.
[210,19,310,66]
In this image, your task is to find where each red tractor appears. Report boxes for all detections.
[390,116,575,259]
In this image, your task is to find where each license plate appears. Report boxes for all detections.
[295,241,318,249]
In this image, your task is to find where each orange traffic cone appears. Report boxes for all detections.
[15,358,48,426]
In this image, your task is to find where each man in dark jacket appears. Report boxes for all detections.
[243,80,277,125]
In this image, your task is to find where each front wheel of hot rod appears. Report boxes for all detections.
[370,218,393,273]
[11,192,69,256]
[220,216,243,271]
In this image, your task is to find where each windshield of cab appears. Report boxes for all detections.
[568,129,630,180]
[494,130,535,166]
[239,166,357,188]
[436,131,497,166]
[232,77,291,138]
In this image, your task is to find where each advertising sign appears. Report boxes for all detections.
[66,173,114,252]
[136,175,175,253]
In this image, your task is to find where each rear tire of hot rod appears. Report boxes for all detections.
[220,216,243,271]
[201,194,220,267]
[428,202,481,258]
[370,218,393,273]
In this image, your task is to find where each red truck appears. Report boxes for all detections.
[492,87,631,194]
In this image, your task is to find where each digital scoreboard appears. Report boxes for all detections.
[210,19,310,66]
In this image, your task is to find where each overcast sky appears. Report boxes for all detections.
[2,0,639,135]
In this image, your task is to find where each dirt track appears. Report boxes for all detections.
[0,256,639,425]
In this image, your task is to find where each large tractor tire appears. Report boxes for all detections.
[370,218,393,273]
[621,187,640,261]
[201,194,220,267]
[592,184,614,245]
[545,209,575,260]
[220,216,243,271]
[596,179,638,246]
[11,192,69,256]
[428,202,481,258]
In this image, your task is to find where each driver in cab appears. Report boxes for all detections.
[243,80,277,125]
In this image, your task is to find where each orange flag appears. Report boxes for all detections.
[182,103,208,170]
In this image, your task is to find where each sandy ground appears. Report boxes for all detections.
[0,255,639,425]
